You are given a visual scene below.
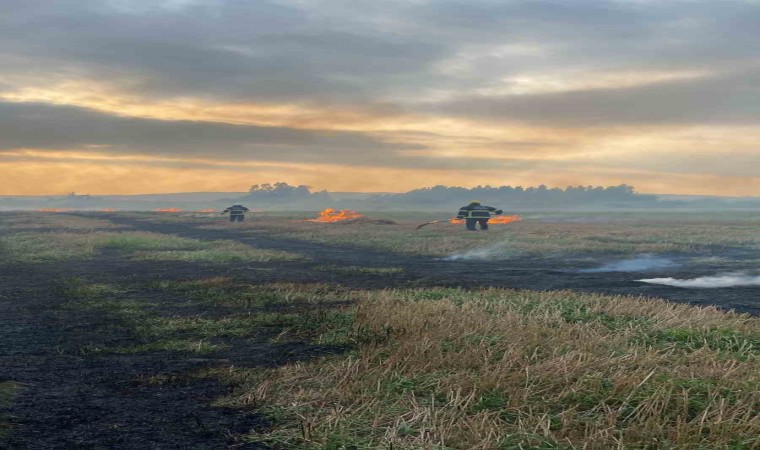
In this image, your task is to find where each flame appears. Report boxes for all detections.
[195,208,216,213]
[301,208,364,223]
[489,215,522,224]
[449,215,522,224]
[155,208,182,213]
[101,208,117,212]
[38,208,70,213]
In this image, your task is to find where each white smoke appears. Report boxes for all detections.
[639,273,760,288]
[444,242,514,261]
[581,255,677,273]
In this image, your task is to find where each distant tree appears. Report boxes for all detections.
[248,182,311,198]
[388,183,653,207]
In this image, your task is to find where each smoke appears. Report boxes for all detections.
[639,273,760,288]
[580,255,678,273]
[444,242,514,261]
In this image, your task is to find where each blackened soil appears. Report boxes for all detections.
[0,260,289,449]
[3,213,760,449]
[104,214,760,315]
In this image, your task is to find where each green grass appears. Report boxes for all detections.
[0,231,301,263]
[62,281,127,299]
[97,233,209,251]
[60,278,355,355]
[113,339,226,355]
[0,232,100,262]
[0,213,124,230]
[317,265,404,275]
[132,243,300,263]
[640,327,760,359]
[151,280,355,345]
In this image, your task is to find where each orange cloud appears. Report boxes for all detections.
[5,153,760,197]
[3,78,760,196]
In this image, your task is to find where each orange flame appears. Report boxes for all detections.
[100,208,117,212]
[155,208,182,213]
[38,208,70,213]
[195,208,216,213]
[301,208,364,223]
[490,215,522,224]
[449,215,522,224]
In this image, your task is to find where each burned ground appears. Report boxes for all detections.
[2,212,760,448]
[101,213,760,314]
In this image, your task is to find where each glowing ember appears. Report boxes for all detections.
[195,208,216,213]
[38,208,70,213]
[155,208,182,213]
[449,218,465,224]
[301,208,364,223]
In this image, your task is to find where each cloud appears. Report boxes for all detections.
[0,100,420,165]
[0,0,446,103]
[2,100,573,172]
[3,0,759,108]
[3,0,760,122]
[426,68,760,126]
[2,0,760,194]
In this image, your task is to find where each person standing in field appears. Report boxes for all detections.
[221,204,250,222]
[456,200,503,231]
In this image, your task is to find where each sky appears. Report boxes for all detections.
[1,0,759,196]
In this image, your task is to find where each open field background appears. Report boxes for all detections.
[2,211,760,448]
[126,209,760,258]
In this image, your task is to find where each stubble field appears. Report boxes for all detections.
[2,210,760,449]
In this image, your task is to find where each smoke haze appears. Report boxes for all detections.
[444,242,515,261]
[581,256,678,273]
[639,273,760,288]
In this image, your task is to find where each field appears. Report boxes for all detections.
[2,210,760,449]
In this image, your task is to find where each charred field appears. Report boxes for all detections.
[2,210,760,449]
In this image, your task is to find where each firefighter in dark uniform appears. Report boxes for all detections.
[456,200,503,231]
[222,204,250,222]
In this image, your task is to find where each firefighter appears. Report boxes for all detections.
[221,204,250,222]
[456,200,503,231]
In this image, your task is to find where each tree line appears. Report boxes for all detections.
[243,182,658,208]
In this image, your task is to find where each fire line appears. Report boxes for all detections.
[299,208,364,223]
[155,208,182,213]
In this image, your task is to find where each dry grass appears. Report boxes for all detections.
[0,213,126,230]
[200,213,760,257]
[46,211,760,257]
[219,288,760,449]
[0,229,301,263]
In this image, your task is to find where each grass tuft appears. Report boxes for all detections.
[0,381,21,438]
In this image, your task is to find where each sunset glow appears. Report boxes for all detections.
[2,1,759,196]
